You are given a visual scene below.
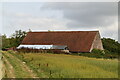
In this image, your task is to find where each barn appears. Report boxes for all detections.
[17,31,103,53]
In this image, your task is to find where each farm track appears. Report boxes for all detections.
[0,61,2,79]
[2,56,15,78]
[3,52,38,78]
[0,53,3,79]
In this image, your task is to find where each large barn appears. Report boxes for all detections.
[17,31,103,53]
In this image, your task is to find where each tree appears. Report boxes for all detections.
[101,38,120,53]
[2,30,27,49]
[10,30,27,47]
[2,34,11,49]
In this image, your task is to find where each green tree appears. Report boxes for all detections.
[2,34,11,49]
[102,38,120,53]
[2,30,27,49]
[10,30,27,47]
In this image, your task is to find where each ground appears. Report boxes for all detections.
[2,51,37,78]
[1,51,118,78]
[0,53,3,79]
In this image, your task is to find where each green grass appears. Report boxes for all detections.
[11,52,118,78]
[2,58,9,78]
[2,51,32,78]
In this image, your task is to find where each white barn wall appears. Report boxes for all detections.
[17,45,68,50]
[53,45,67,49]
[90,32,104,52]
[17,45,53,49]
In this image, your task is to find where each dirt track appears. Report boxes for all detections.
[5,53,38,78]
[2,52,38,78]
[0,53,3,79]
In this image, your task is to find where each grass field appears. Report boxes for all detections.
[1,51,118,78]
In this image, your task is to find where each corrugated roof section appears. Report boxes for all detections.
[21,31,98,52]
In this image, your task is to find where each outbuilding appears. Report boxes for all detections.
[18,31,103,53]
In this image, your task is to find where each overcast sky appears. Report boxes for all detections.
[0,2,118,40]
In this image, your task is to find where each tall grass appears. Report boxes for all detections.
[12,52,118,78]
[2,51,33,78]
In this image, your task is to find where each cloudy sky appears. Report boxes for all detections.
[0,2,118,40]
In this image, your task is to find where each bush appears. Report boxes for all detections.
[17,48,69,54]
[91,49,104,54]
[104,49,111,54]
[78,49,118,59]
[0,50,2,53]
[7,50,15,54]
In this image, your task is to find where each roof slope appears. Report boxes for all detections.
[21,31,98,52]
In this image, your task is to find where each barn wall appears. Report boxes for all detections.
[90,32,104,52]
[53,45,67,50]
[17,45,68,50]
[17,45,53,49]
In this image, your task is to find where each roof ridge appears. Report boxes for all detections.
[28,31,99,33]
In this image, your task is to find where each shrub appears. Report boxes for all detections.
[104,49,111,54]
[0,50,2,53]
[7,50,15,54]
[91,49,104,54]
[79,49,118,59]
[78,53,100,58]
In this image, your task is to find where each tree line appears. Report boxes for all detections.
[0,30,120,54]
[1,30,28,49]
[102,38,120,54]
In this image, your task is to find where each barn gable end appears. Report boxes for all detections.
[90,32,104,52]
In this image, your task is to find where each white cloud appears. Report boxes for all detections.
[42,2,118,40]
[2,2,118,41]
[2,12,68,37]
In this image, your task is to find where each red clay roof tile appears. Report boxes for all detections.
[21,31,98,52]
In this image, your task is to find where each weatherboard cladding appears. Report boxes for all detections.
[21,31,98,52]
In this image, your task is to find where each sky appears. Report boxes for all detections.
[0,1,119,41]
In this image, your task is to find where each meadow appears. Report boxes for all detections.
[1,51,118,78]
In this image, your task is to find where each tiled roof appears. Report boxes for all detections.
[21,31,98,52]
